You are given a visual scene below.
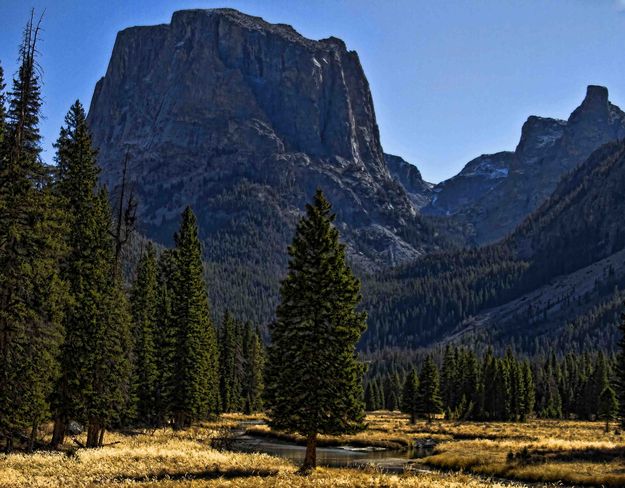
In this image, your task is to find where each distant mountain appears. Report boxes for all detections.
[87,9,441,323]
[365,140,625,354]
[423,85,625,244]
[383,153,433,208]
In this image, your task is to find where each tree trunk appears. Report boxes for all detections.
[98,427,105,447]
[28,422,37,452]
[4,436,13,454]
[410,412,416,424]
[86,421,100,448]
[50,415,66,448]
[301,433,317,473]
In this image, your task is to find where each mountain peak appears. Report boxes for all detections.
[582,85,609,107]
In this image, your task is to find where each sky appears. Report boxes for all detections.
[1,1,625,183]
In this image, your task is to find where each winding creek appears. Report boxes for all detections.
[228,422,571,486]
[229,421,434,471]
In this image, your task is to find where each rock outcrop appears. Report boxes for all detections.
[423,86,625,244]
[88,8,439,322]
[384,153,432,208]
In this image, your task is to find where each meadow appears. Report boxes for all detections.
[1,412,623,487]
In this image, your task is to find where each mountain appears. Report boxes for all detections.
[87,8,441,323]
[364,140,625,354]
[383,153,433,208]
[423,86,625,244]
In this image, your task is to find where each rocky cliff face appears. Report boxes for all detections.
[423,86,625,244]
[88,9,438,322]
[384,153,432,208]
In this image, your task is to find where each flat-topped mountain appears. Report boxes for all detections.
[88,8,439,322]
[423,85,625,244]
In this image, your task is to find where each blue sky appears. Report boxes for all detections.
[1,0,625,182]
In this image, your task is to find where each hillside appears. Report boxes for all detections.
[364,140,625,354]
[422,86,625,245]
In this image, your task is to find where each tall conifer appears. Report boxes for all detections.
[265,189,367,472]
[130,244,159,425]
[0,15,67,451]
[171,207,219,427]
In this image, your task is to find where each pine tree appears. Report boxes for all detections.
[0,15,67,452]
[401,370,419,424]
[265,189,367,472]
[417,356,443,422]
[441,345,458,417]
[82,189,132,447]
[50,100,101,447]
[153,249,178,425]
[171,207,219,428]
[598,386,618,433]
[521,361,535,420]
[0,64,6,146]
[617,306,625,428]
[219,311,242,413]
[242,325,265,414]
[130,244,159,425]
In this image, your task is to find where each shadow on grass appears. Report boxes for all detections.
[113,468,279,483]
[509,445,625,465]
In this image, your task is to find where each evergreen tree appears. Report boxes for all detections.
[265,190,367,472]
[130,244,159,425]
[616,305,625,428]
[153,249,178,425]
[0,64,6,146]
[521,361,535,420]
[441,345,458,417]
[171,207,219,428]
[219,311,242,413]
[0,15,67,452]
[401,370,419,424]
[598,386,618,433]
[82,189,133,447]
[417,356,443,422]
[242,325,265,414]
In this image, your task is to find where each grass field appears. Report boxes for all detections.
[1,412,623,487]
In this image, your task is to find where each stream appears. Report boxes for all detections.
[229,421,434,471]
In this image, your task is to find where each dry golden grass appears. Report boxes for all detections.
[245,424,412,450]
[408,416,625,487]
[0,417,515,488]
[248,412,625,486]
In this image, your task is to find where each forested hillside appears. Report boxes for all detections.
[364,140,625,354]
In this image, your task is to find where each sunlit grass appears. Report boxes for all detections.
[3,412,623,486]
[0,415,511,488]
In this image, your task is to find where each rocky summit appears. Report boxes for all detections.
[423,85,625,244]
[87,8,438,322]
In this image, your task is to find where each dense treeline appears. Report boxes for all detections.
[365,346,618,423]
[0,18,264,452]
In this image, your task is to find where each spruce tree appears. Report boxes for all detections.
[265,189,367,472]
[242,325,265,414]
[0,15,67,451]
[417,356,443,422]
[401,370,419,424]
[0,64,5,146]
[154,249,178,425]
[219,312,242,413]
[598,386,618,433]
[171,207,219,427]
[130,244,159,425]
[617,306,625,428]
[82,189,132,447]
[50,100,101,447]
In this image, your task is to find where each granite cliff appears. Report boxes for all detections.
[88,9,438,322]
